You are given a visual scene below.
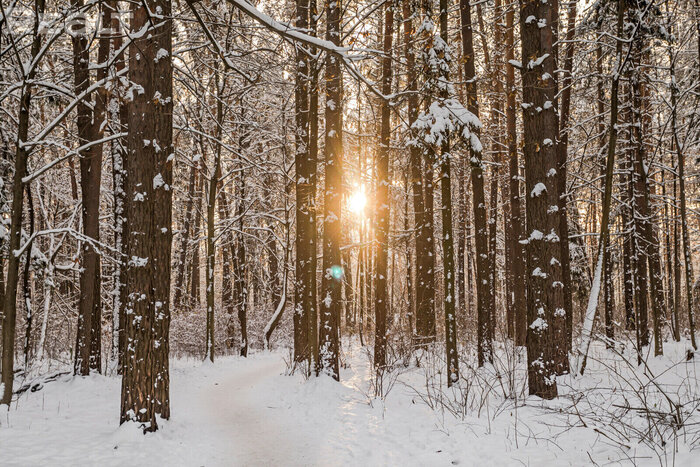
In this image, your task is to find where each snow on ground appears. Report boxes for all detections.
[1,340,699,466]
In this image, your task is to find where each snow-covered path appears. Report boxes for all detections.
[193,357,319,466]
[2,346,698,466]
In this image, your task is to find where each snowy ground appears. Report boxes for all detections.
[1,340,699,466]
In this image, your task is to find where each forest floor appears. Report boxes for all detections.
[1,339,699,466]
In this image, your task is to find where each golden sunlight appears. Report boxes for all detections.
[348,189,367,214]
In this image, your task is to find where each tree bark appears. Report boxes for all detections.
[1,0,45,406]
[373,0,393,370]
[460,0,491,365]
[72,0,104,376]
[120,0,173,428]
[403,0,430,349]
[204,72,224,362]
[520,0,563,398]
[505,0,526,346]
[438,0,459,386]
[317,0,343,380]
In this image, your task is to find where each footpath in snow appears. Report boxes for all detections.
[1,342,699,466]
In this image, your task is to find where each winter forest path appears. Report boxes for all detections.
[193,356,320,466]
[5,346,676,466]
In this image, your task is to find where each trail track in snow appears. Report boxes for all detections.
[4,344,698,466]
[194,357,319,466]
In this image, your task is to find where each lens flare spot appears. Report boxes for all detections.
[330,265,343,280]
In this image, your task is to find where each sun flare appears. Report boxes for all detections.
[348,190,367,214]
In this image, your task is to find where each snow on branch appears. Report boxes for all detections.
[215,0,393,100]
[412,98,482,150]
[22,132,127,184]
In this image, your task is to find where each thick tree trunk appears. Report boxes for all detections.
[630,68,650,349]
[317,0,343,380]
[413,0,437,346]
[293,0,314,364]
[520,0,563,398]
[120,0,173,429]
[621,134,636,330]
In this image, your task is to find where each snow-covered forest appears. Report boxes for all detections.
[1,0,700,464]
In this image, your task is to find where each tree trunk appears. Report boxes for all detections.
[411,0,438,346]
[235,171,248,357]
[120,0,173,429]
[22,186,35,367]
[437,0,459,385]
[505,0,526,346]
[373,0,393,370]
[460,0,491,365]
[109,0,128,375]
[189,169,203,308]
[1,0,45,406]
[520,0,563,398]
[293,0,313,364]
[317,0,343,380]
[630,65,650,349]
[204,73,223,362]
[72,0,104,376]
[403,0,429,349]
[173,162,198,310]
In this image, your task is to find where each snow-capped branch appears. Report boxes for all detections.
[211,0,394,100]
[23,132,127,184]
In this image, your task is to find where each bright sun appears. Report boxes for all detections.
[348,190,367,214]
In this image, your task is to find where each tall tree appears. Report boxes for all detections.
[520,0,564,398]
[120,0,173,429]
[460,0,491,365]
[204,69,225,363]
[403,0,430,349]
[293,0,317,366]
[234,168,248,357]
[374,0,394,369]
[1,0,46,406]
[72,0,104,376]
[504,0,526,346]
[317,0,343,380]
[437,0,459,386]
[109,0,129,375]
